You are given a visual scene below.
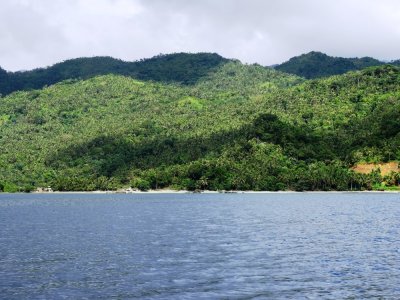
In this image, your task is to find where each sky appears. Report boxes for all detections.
[1,0,400,71]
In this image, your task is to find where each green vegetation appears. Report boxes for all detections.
[0,53,229,96]
[275,51,385,79]
[0,54,399,192]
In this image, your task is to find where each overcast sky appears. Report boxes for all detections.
[1,0,400,71]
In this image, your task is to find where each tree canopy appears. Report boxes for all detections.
[275,51,386,79]
[0,53,229,96]
[0,56,399,192]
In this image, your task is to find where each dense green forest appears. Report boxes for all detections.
[0,53,399,192]
[0,53,229,96]
[2,51,397,97]
[275,51,386,79]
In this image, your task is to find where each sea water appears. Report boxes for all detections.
[0,192,399,299]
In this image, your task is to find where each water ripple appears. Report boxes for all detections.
[0,192,399,299]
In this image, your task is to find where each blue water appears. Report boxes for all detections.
[0,192,399,299]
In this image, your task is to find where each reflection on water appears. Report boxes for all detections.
[0,192,399,299]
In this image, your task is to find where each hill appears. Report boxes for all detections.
[0,53,229,96]
[0,59,399,192]
[2,51,397,96]
[275,51,385,79]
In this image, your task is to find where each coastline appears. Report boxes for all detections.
[27,189,400,194]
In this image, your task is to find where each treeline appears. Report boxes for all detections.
[3,51,398,97]
[274,51,391,79]
[0,53,229,96]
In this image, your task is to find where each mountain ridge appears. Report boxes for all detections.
[2,51,400,96]
[274,51,388,78]
[0,53,230,96]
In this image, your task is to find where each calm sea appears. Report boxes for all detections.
[0,192,399,299]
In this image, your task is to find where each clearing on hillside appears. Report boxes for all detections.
[352,162,399,176]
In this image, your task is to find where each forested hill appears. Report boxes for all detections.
[0,59,399,192]
[2,51,398,96]
[0,53,229,96]
[275,51,386,79]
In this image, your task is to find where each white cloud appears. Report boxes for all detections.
[1,0,400,71]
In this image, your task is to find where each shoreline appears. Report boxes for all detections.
[25,189,400,194]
